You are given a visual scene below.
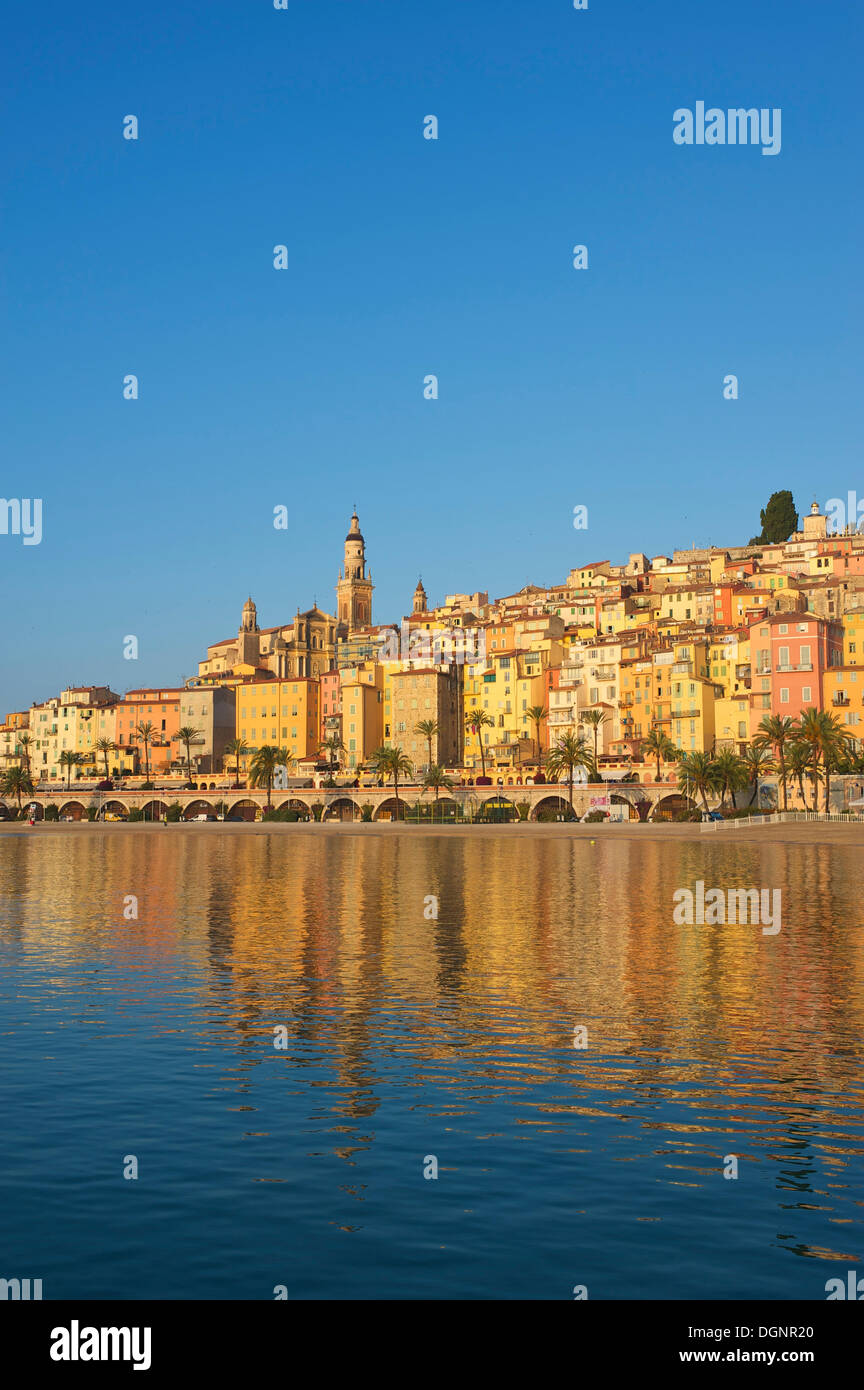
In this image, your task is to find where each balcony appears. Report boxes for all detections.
[833,695,851,707]
[775,663,813,673]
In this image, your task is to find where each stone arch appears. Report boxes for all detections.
[0,801,12,820]
[227,799,259,822]
[103,800,129,820]
[284,798,311,818]
[530,795,577,822]
[141,801,170,821]
[478,796,518,823]
[374,796,406,822]
[324,797,358,822]
[652,792,697,821]
[183,800,217,821]
[58,801,87,821]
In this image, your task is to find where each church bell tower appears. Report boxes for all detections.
[335,510,374,638]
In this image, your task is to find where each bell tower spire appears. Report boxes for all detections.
[336,508,374,639]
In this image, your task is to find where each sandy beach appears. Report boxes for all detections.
[2,819,863,845]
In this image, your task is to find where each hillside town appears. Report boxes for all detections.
[4,497,864,819]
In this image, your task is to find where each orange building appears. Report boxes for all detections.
[112,689,182,775]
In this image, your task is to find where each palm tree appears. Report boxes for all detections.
[319,734,346,776]
[580,708,608,766]
[422,765,455,812]
[807,708,849,812]
[94,736,115,782]
[641,725,678,782]
[741,742,776,807]
[414,719,439,771]
[2,765,34,812]
[798,707,849,812]
[786,740,812,808]
[224,737,249,788]
[370,745,413,816]
[463,708,494,778]
[545,732,594,812]
[173,726,204,784]
[249,745,294,808]
[59,750,81,790]
[712,749,748,809]
[676,750,717,814]
[16,732,33,774]
[135,721,156,784]
[755,714,798,811]
[525,705,547,767]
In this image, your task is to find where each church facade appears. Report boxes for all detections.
[196,511,373,683]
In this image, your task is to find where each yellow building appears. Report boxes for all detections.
[340,663,384,769]
[839,606,864,665]
[464,648,548,770]
[235,678,320,770]
[621,640,715,754]
[823,667,863,747]
[708,632,752,753]
[28,688,121,783]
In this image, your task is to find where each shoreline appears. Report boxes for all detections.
[2,820,863,844]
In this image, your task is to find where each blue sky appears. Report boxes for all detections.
[1,0,861,713]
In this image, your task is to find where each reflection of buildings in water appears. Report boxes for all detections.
[6,833,863,1174]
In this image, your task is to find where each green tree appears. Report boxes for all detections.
[94,737,115,782]
[641,726,679,782]
[369,745,413,816]
[751,490,798,545]
[525,705,547,767]
[16,732,33,774]
[786,740,813,808]
[59,750,81,790]
[799,707,849,811]
[173,726,204,784]
[677,750,718,814]
[1,765,35,811]
[741,742,776,807]
[224,737,249,788]
[545,732,594,812]
[755,714,798,811]
[319,734,346,775]
[135,721,156,784]
[712,749,748,809]
[580,708,608,766]
[463,708,494,778]
[249,745,294,808]
[414,719,439,771]
[422,764,455,801]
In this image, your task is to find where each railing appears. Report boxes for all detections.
[701,810,862,831]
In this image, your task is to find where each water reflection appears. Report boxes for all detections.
[1,829,863,1298]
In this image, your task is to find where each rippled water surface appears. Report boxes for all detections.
[1,828,863,1299]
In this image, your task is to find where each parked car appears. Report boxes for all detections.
[702,810,723,822]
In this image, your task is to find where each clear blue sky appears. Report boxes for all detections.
[2,0,861,713]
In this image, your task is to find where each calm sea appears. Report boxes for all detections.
[1,828,862,1300]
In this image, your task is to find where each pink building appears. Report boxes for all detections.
[320,669,341,744]
[749,614,843,733]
